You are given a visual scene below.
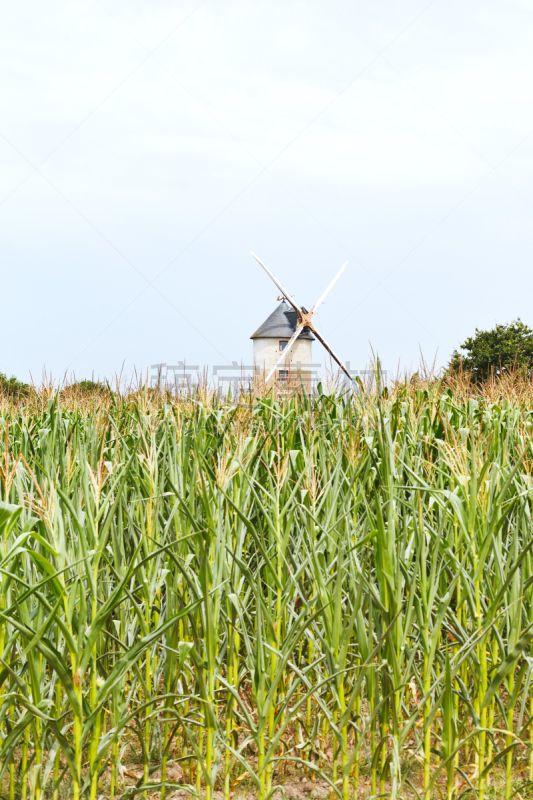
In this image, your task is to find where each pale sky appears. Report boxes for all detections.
[2,0,533,383]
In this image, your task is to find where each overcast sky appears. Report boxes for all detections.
[2,0,533,383]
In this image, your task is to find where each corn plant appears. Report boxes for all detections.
[0,380,533,798]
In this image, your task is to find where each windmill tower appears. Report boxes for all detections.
[251,299,315,386]
[250,253,352,386]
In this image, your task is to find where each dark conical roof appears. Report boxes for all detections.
[250,300,315,340]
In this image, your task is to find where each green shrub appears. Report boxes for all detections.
[449,318,533,382]
[68,379,107,393]
[0,372,30,397]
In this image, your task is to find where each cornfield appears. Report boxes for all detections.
[2,379,533,799]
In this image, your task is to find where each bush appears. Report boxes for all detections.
[68,379,107,393]
[0,373,30,397]
[449,318,533,382]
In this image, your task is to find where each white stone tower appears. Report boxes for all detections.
[251,300,314,385]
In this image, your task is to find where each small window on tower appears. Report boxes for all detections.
[279,340,288,351]
[279,370,289,380]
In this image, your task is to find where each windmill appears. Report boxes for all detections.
[250,253,352,384]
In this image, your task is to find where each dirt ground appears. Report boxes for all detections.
[116,763,531,799]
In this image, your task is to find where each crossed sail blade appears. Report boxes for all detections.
[311,327,352,380]
[311,261,348,314]
[251,253,302,314]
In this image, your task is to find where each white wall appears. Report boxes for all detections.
[253,337,313,382]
